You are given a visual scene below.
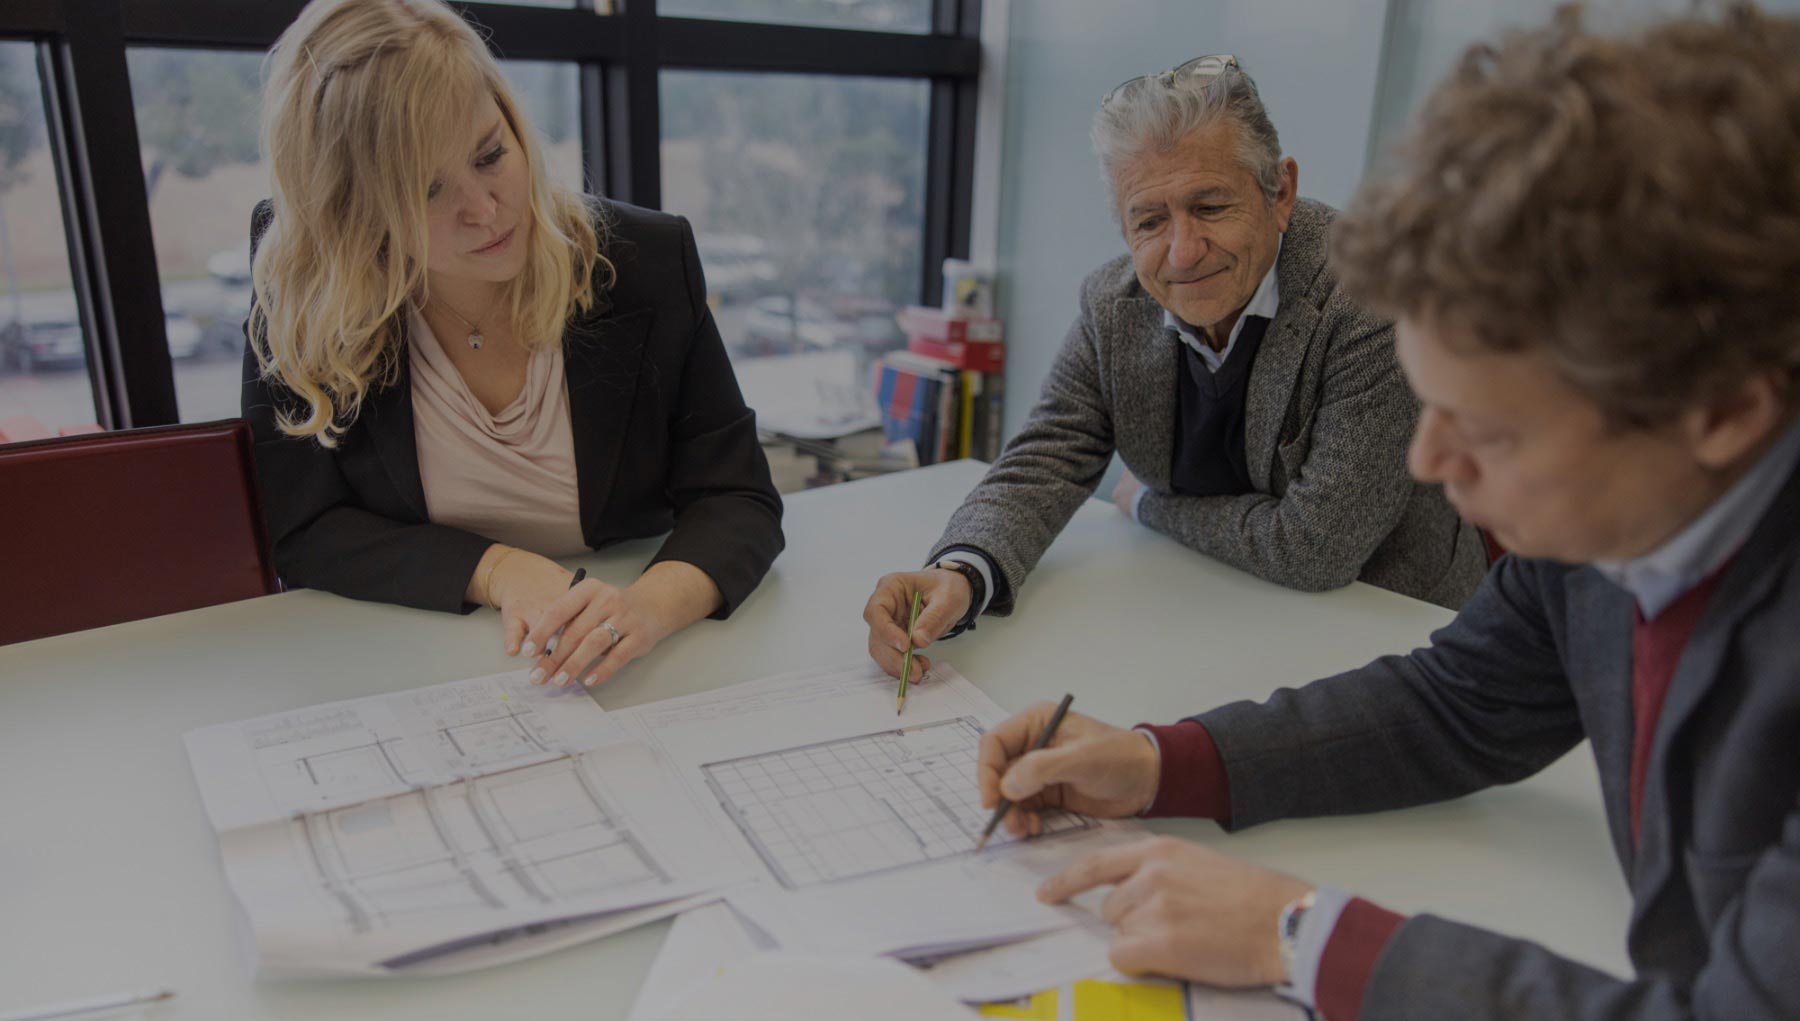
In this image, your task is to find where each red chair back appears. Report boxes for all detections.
[0,419,277,645]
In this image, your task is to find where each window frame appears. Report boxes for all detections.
[0,0,981,429]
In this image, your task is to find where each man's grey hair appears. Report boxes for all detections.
[1091,62,1285,207]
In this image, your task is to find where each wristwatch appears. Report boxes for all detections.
[931,559,986,638]
[1277,889,1317,990]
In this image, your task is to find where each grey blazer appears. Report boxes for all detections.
[930,198,1487,611]
[1193,460,1800,1019]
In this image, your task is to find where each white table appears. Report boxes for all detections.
[0,460,1632,1018]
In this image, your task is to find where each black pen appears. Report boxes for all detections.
[543,568,587,657]
[975,693,1075,850]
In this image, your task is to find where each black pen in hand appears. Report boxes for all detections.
[975,693,1076,850]
[543,568,587,657]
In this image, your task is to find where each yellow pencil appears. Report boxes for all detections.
[897,590,923,715]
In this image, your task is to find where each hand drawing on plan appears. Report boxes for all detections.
[702,716,1093,890]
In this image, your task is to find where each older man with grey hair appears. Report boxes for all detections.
[863,56,1487,675]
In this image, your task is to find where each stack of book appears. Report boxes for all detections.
[873,308,1006,466]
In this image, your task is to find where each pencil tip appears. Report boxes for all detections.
[974,834,989,851]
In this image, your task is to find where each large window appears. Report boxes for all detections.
[125,47,263,424]
[663,70,927,435]
[0,0,979,445]
[125,49,584,422]
[0,41,94,439]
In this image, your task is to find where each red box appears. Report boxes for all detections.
[906,336,1004,373]
[898,306,1004,372]
[897,305,1004,343]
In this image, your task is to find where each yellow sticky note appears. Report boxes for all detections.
[1071,979,1186,1020]
[978,989,1059,1019]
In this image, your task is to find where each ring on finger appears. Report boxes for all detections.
[600,619,622,646]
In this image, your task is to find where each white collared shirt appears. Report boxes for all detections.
[1131,243,1284,524]
[1162,236,1283,374]
[1594,414,1800,619]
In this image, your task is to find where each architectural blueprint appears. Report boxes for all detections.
[703,716,1091,889]
[185,672,741,976]
[607,663,1146,959]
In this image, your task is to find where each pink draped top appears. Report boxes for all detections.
[408,306,589,557]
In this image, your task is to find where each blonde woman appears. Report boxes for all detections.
[242,0,783,688]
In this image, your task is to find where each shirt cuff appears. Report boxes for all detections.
[1131,720,1230,821]
[1314,895,1407,1021]
[1130,485,1150,524]
[933,550,997,617]
[1274,885,1353,1013]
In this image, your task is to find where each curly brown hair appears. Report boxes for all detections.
[1332,3,1800,426]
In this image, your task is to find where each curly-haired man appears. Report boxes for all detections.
[978,6,1800,1018]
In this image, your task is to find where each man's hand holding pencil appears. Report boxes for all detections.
[975,704,1163,838]
[861,568,975,683]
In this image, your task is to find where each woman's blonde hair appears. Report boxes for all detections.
[250,0,611,445]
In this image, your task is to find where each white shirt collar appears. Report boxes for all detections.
[1163,236,1282,373]
[1593,415,1800,619]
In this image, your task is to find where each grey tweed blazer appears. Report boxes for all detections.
[1194,458,1800,1019]
[930,198,1488,611]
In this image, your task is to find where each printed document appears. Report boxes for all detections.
[184,671,741,976]
[631,891,1301,1018]
[605,662,1148,959]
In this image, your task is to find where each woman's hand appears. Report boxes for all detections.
[472,547,579,656]
[511,560,722,688]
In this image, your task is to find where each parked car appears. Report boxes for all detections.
[1,317,85,373]
[695,234,779,302]
[0,310,211,374]
[741,295,854,355]
[164,311,206,361]
[206,247,253,287]
[737,293,903,359]
[193,292,253,358]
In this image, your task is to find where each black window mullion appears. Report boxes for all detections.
[121,1,627,58]
[921,78,955,309]
[657,18,976,76]
[44,0,173,428]
[607,0,660,209]
[2,2,68,35]
[919,0,980,308]
[119,0,304,47]
[949,0,981,269]
[581,62,608,197]
[450,4,627,62]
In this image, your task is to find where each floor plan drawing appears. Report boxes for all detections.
[187,673,738,976]
[702,716,1093,890]
[232,675,583,817]
[300,755,669,933]
[399,682,561,771]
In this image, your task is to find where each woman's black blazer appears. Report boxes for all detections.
[240,197,784,616]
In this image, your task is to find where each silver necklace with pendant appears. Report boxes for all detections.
[432,294,499,351]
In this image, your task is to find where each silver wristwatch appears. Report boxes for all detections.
[1277,889,1317,987]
